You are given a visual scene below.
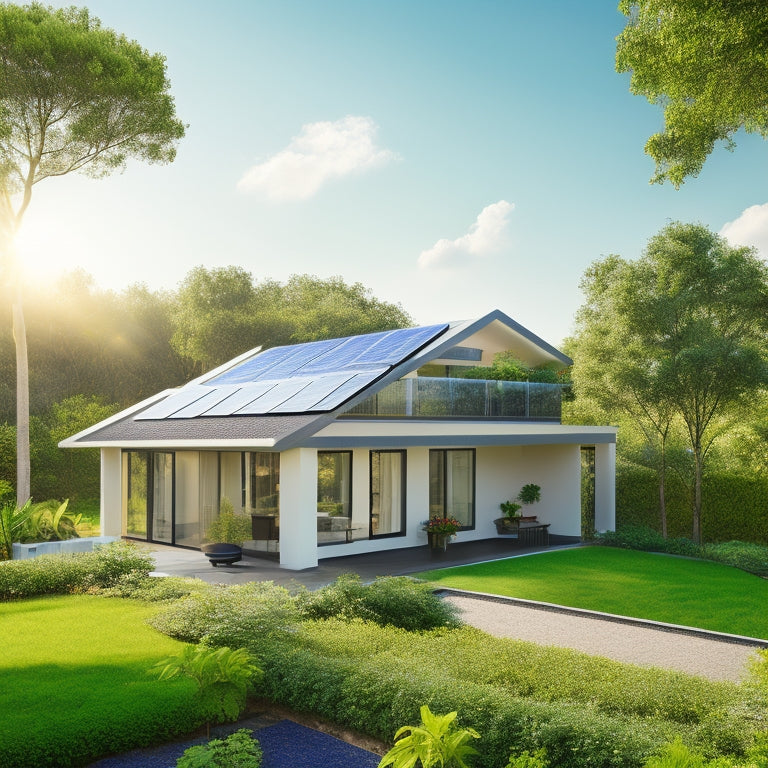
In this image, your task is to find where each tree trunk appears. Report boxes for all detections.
[658,434,668,538]
[692,444,703,544]
[12,287,30,505]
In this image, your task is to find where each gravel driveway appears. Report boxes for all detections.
[443,592,765,682]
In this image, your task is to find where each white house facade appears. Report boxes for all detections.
[61,310,616,571]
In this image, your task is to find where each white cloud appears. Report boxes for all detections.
[238,116,396,200]
[720,203,768,257]
[418,200,515,270]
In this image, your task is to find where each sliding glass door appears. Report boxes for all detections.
[370,450,405,537]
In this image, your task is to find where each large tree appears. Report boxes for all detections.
[171,268,413,373]
[0,3,185,504]
[571,223,768,542]
[616,0,768,187]
[569,256,678,537]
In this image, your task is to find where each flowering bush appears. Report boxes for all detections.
[424,516,461,535]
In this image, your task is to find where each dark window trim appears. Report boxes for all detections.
[369,449,407,539]
[429,447,476,531]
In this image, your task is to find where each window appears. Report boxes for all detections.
[317,451,352,544]
[317,452,351,517]
[370,450,405,537]
[429,449,475,528]
[124,451,148,538]
[250,452,280,514]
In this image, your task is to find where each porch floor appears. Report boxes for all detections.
[144,535,581,590]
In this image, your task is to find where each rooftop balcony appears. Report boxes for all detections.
[343,377,562,421]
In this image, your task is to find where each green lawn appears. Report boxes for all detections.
[0,595,198,768]
[418,546,768,639]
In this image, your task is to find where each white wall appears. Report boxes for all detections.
[100,448,122,537]
[475,445,582,538]
[279,447,319,570]
[595,442,616,532]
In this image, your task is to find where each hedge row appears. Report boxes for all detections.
[0,542,154,600]
[258,640,675,768]
[616,466,768,544]
[247,620,758,768]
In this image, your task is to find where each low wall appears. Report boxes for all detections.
[12,536,119,560]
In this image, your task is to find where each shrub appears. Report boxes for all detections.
[596,525,700,557]
[597,526,768,578]
[243,618,760,768]
[148,581,298,647]
[99,572,208,602]
[0,541,153,600]
[257,639,668,768]
[21,499,82,543]
[702,541,768,578]
[176,729,262,768]
[205,498,252,545]
[297,573,460,631]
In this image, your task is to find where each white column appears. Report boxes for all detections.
[100,448,122,537]
[594,442,616,532]
[279,447,318,570]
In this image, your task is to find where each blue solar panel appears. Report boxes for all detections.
[297,333,391,375]
[138,323,451,420]
[202,382,279,416]
[135,386,212,420]
[353,325,449,367]
[167,385,242,418]
[234,378,313,415]
[311,370,385,411]
[269,372,360,413]
[208,324,448,387]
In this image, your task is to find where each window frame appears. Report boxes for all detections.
[428,448,476,531]
[369,449,407,539]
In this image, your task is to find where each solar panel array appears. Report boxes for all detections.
[135,324,448,420]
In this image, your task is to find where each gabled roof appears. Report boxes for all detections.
[60,310,572,450]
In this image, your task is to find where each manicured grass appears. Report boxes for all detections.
[417,546,768,639]
[0,595,198,768]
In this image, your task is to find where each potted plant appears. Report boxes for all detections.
[494,500,522,534]
[423,515,461,554]
[517,483,541,521]
[202,497,250,567]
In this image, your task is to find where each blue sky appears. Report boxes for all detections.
[16,0,768,347]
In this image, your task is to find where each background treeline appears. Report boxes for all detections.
[0,267,411,503]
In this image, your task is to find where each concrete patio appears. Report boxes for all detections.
[143,535,581,589]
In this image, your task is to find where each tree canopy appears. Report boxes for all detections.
[0,2,185,240]
[616,0,768,186]
[570,222,768,542]
[171,267,413,373]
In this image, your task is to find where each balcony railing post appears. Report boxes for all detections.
[406,378,414,416]
[525,381,530,418]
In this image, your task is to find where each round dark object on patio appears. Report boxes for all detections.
[201,543,242,567]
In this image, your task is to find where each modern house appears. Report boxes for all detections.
[60,310,616,570]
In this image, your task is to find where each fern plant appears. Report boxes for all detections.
[155,644,262,737]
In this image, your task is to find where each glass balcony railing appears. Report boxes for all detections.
[343,377,562,421]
